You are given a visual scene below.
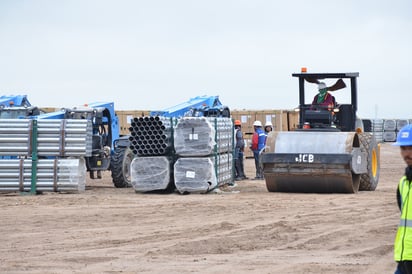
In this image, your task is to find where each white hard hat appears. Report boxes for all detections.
[318,82,327,90]
[265,121,273,127]
[253,120,262,127]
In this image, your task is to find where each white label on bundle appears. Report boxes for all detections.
[189,134,198,140]
[186,171,196,178]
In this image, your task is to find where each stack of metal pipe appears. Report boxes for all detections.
[174,157,217,194]
[173,117,233,156]
[128,116,174,156]
[213,152,233,187]
[0,158,86,192]
[173,117,234,194]
[129,116,234,194]
[130,156,174,192]
[0,119,92,157]
[174,152,233,194]
[0,119,90,193]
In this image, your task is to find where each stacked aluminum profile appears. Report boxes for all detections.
[0,119,90,193]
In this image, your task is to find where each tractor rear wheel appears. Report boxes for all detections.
[110,146,133,188]
[358,133,380,191]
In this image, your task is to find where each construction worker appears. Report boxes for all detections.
[264,121,273,134]
[234,120,247,181]
[250,120,266,180]
[393,124,412,274]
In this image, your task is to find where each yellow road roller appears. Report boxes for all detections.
[261,72,380,193]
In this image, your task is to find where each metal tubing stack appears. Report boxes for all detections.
[173,117,234,194]
[128,116,176,193]
[174,117,233,156]
[174,152,233,194]
[174,157,217,194]
[128,116,175,156]
[0,119,92,157]
[0,119,90,193]
[0,158,86,192]
[213,152,233,187]
[130,156,174,192]
[129,116,234,193]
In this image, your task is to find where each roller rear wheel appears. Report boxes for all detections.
[358,133,380,191]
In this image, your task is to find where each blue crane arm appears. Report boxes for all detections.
[0,95,32,107]
[149,95,225,117]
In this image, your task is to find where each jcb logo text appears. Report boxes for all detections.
[295,154,314,163]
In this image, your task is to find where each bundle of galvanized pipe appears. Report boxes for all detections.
[173,117,234,193]
[0,119,91,193]
[0,158,86,193]
[130,156,174,192]
[130,116,234,193]
[0,119,92,157]
[128,116,174,156]
[212,152,233,187]
[174,157,217,194]
[174,152,233,194]
[173,117,233,156]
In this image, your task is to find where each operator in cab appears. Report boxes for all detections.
[311,82,336,111]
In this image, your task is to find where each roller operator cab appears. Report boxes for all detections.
[261,72,380,193]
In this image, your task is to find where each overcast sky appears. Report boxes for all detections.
[0,0,411,119]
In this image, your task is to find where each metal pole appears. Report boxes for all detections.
[30,119,38,194]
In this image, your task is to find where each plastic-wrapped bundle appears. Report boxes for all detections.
[396,119,409,131]
[130,156,174,192]
[174,117,233,156]
[174,157,217,194]
[383,119,396,131]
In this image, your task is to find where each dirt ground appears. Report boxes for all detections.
[0,143,404,273]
